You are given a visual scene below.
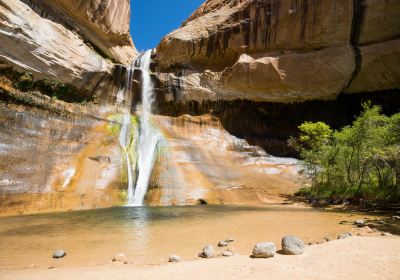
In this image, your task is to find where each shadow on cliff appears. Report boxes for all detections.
[153,89,400,157]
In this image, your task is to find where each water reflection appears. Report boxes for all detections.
[130,207,150,251]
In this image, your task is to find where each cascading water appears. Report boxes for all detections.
[130,50,163,206]
[117,50,163,206]
[118,114,135,203]
[116,66,133,106]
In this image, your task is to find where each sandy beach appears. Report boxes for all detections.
[1,236,399,280]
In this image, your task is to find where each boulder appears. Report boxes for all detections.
[251,242,276,258]
[52,249,66,259]
[168,254,182,263]
[199,245,215,259]
[281,235,305,255]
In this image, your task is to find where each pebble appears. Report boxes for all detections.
[354,220,365,227]
[338,232,352,239]
[112,253,129,264]
[52,249,66,259]
[199,244,215,259]
[218,240,229,247]
[222,250,233,257]
[169,254,182,263]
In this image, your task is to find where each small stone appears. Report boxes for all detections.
[381,232,392,236]
[354,220,365,227]
[392,216,400,220]
[218,240,229,247]
[199,245,215,258]
[112,253,129,264]
[324,237,332,242]
[222,250,233,257]
[168,254,182,263]
[52,249,66,259]
[251,242,276,258]
[281,236,305,255]
[363,226,374,233]
[225,238,235,243]
[338,232,352,239]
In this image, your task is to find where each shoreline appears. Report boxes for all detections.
[1,236,400,280]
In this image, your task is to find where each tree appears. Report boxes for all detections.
[292,103,400,205]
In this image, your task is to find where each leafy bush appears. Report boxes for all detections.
[290,103,400,204]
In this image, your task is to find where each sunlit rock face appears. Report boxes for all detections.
[0,0,138,215]
[27,0,138,64]
[155,0,400,102]
[145,114,305,206]
[0,89,127,216]
[0,0,137,91]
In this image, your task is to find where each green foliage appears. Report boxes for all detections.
[291,103,400,205]
[1,61,94,104]
[13,72,33,91]
[33,79,92,103]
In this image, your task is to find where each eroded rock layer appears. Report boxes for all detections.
[0,0,138,215]
[0,0,137,92]
[155,0,400,102]
[153,90,400,157]
[0,83,126,216]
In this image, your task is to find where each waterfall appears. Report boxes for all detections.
[130,50,162,206]
[116,66,133,106]
[118,114,135,204]
[117,50,163,206]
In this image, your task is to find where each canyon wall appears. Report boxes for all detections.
[155,0,400,102]
[153,0,400,157]
[1,0,399,214]
[0,0,138,215]
[0,0,137,91]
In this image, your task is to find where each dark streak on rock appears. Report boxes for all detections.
[344,0,366,90]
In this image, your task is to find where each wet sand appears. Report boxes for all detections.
[1,236,400,280]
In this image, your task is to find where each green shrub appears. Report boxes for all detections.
[12,72,33,91]
[291,103,400,204]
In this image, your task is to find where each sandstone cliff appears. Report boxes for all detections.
[155,0,400,102]
[0,0,137,91]
[0,0,138,215]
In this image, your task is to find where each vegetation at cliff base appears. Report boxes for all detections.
[0,60,94,104]
[291,103,400,206]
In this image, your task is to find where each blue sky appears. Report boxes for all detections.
[130,0,204,51]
